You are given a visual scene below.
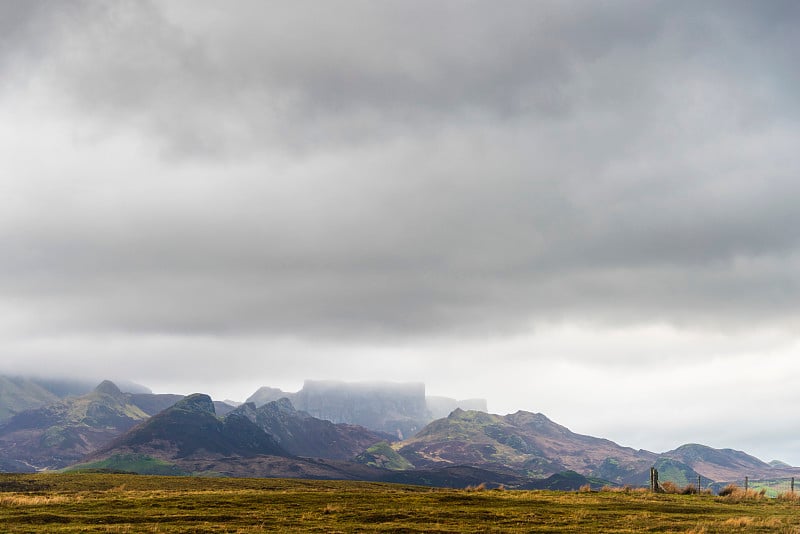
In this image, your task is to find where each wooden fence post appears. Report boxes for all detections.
[792,477,794,494]
[649,467,660,493]
[744,477,748,493]
[697,475,701,494]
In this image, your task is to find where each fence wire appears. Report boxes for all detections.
[655,471,798,497]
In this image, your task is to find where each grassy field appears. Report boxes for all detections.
[0,473,799,532]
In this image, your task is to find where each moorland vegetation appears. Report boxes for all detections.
[1,473,800,532]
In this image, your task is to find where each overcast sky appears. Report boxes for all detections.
[2,1,800,464]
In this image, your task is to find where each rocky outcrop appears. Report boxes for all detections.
[229,398,392,460]
[246,380,488,439]
[246,386,288,406]
[294,381,428,439]
[90,393,286,460]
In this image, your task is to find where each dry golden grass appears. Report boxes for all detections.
[0,472,799,532]
[724,516,755,527]
[716,486,769,503]
[599,484,648,494]
[0,494,75,506]
[778,491,800,502]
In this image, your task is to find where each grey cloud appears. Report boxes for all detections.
[4,1,800,466]
[21,1,686,154]
[2,137,798,340]
[1,0,799,343]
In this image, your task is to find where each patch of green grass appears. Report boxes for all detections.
[65,454,188,476]
[356,441,415,470]
[0,473,799,532]
[653,457,696,488]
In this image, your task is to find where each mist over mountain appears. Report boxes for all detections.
[79,392,394,481]
[1,377,798,491]
[0,376,156,424]
[2,0,800,474]
[0,377,60,423]
[246,380,487,439]
[0,381,150,471]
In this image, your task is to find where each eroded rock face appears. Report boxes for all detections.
[247,381,430,437]
[294,380,429,439]
[246,387,287,406]
[227,398,392,460]
[171,393,216,416]
[246,380,488,439]
[91,394,286,461]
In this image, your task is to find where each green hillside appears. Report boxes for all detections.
[0,381,151,470]
[355,441,415,470]
[0,376,60,421]
[68,453,188,475]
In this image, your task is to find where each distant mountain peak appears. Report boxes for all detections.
[259,397,301,417]
[246,386,288,406]
[446,408,494,424]
[272,397,295,412]
[89,391,287,461]
[93,380,123,398]
[0,381,150,471]
[173,394,216,415]
[231,402,258,423]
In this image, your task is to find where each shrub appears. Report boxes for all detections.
[717,485,767,502]
[578,484,592,493]
[681,485,698,495]
[660,481,680,494]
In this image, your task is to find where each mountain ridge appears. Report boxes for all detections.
[0,381,152,471]
[229,398,394,460]
[1,377,798,490]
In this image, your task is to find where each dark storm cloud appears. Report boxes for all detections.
[2,0,800,341]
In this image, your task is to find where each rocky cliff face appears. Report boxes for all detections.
[229,399,393,460]
[246,380,488,439]
[247,381,430,438]
[294,380,428,439]
[91,393,286,460]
